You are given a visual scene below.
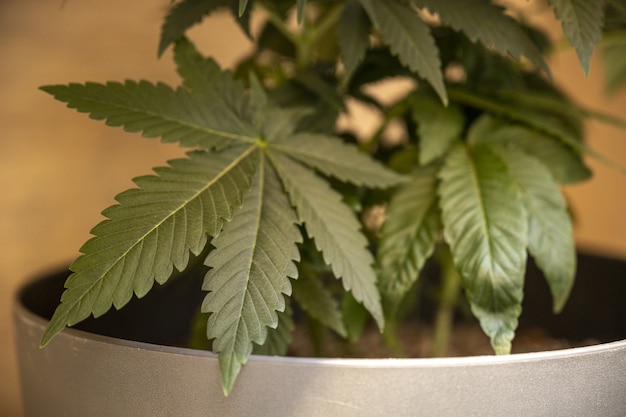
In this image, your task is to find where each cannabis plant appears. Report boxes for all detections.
[40,0,620,395]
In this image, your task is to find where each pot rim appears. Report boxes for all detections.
[14,287,626,370]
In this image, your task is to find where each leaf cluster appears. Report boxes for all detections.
[40,0,617,395]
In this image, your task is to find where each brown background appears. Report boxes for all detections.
[1,1,625,415]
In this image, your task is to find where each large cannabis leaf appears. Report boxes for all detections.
[469,116,576,312]
[268,152,386,328]
[202,154,301,394]
[39,80,256,149]
[41,38,402,394]
[40,144,259,346]
[497,148,576,312]
[438,143,528,354]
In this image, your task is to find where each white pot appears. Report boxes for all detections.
[13,253,626,417]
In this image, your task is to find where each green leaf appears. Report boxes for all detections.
[548,0,604,75]
[40,81,257,149]
[250,75,319,142]
[377,163,442,307]
[259,81,332,140]
[338,0,371,83]
[358,0,447,104]
[341,292,370,342]
[202,153,302,395]
[292,266,347,337]
[268,152,384,328]
[438,144,527,354]
[262,106,314,140]
[415,0,549,75]
[467,115,591,184]
[268,82,339,134]
[270,133,405,188]
[238,0,249,17]
[411,97,464,165]
[174,38,251,120]
[491,146,575,313]
[41,146,258,347]
[253,300,295,356]
[448,88,594,165]
[159,0,225,56]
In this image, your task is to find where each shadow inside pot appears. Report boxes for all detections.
[19,251,626,350]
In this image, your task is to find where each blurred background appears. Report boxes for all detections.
[1,1,625,415]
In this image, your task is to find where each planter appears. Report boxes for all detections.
[13,252,626,417]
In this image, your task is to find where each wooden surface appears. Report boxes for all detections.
[1,1,625,416]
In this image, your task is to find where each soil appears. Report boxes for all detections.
[286,321,600,359]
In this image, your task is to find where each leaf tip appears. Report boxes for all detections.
[39,314,66,348]
[578,57,591,78]
[492,341,512,356]
[157,40,169,58]
[238,0,249,17]
[219,354,244,396]
[550,283,573,314]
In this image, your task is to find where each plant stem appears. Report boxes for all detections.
[296,3,342,68]
[431,244,462,357]
[361,97,412,154]
[263,8,300,46]
[382,319,407,357]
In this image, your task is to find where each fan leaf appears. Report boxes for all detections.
[491,146,575,313]
[438,143,527,354]
[40,81,257,149]
[270,133,405,188]
[202,153,302,395]
[548,0,604,75]
[377,163,442,307]
[415,0,549,75]
[359,0,447,104]
[268,152,384,328]
[41,145,258,347]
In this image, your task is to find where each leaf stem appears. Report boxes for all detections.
[263,7,300,46]
[361,96,412,153]
[296,3,343,68]
[382,319,407,357]
[431,243,461,357]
